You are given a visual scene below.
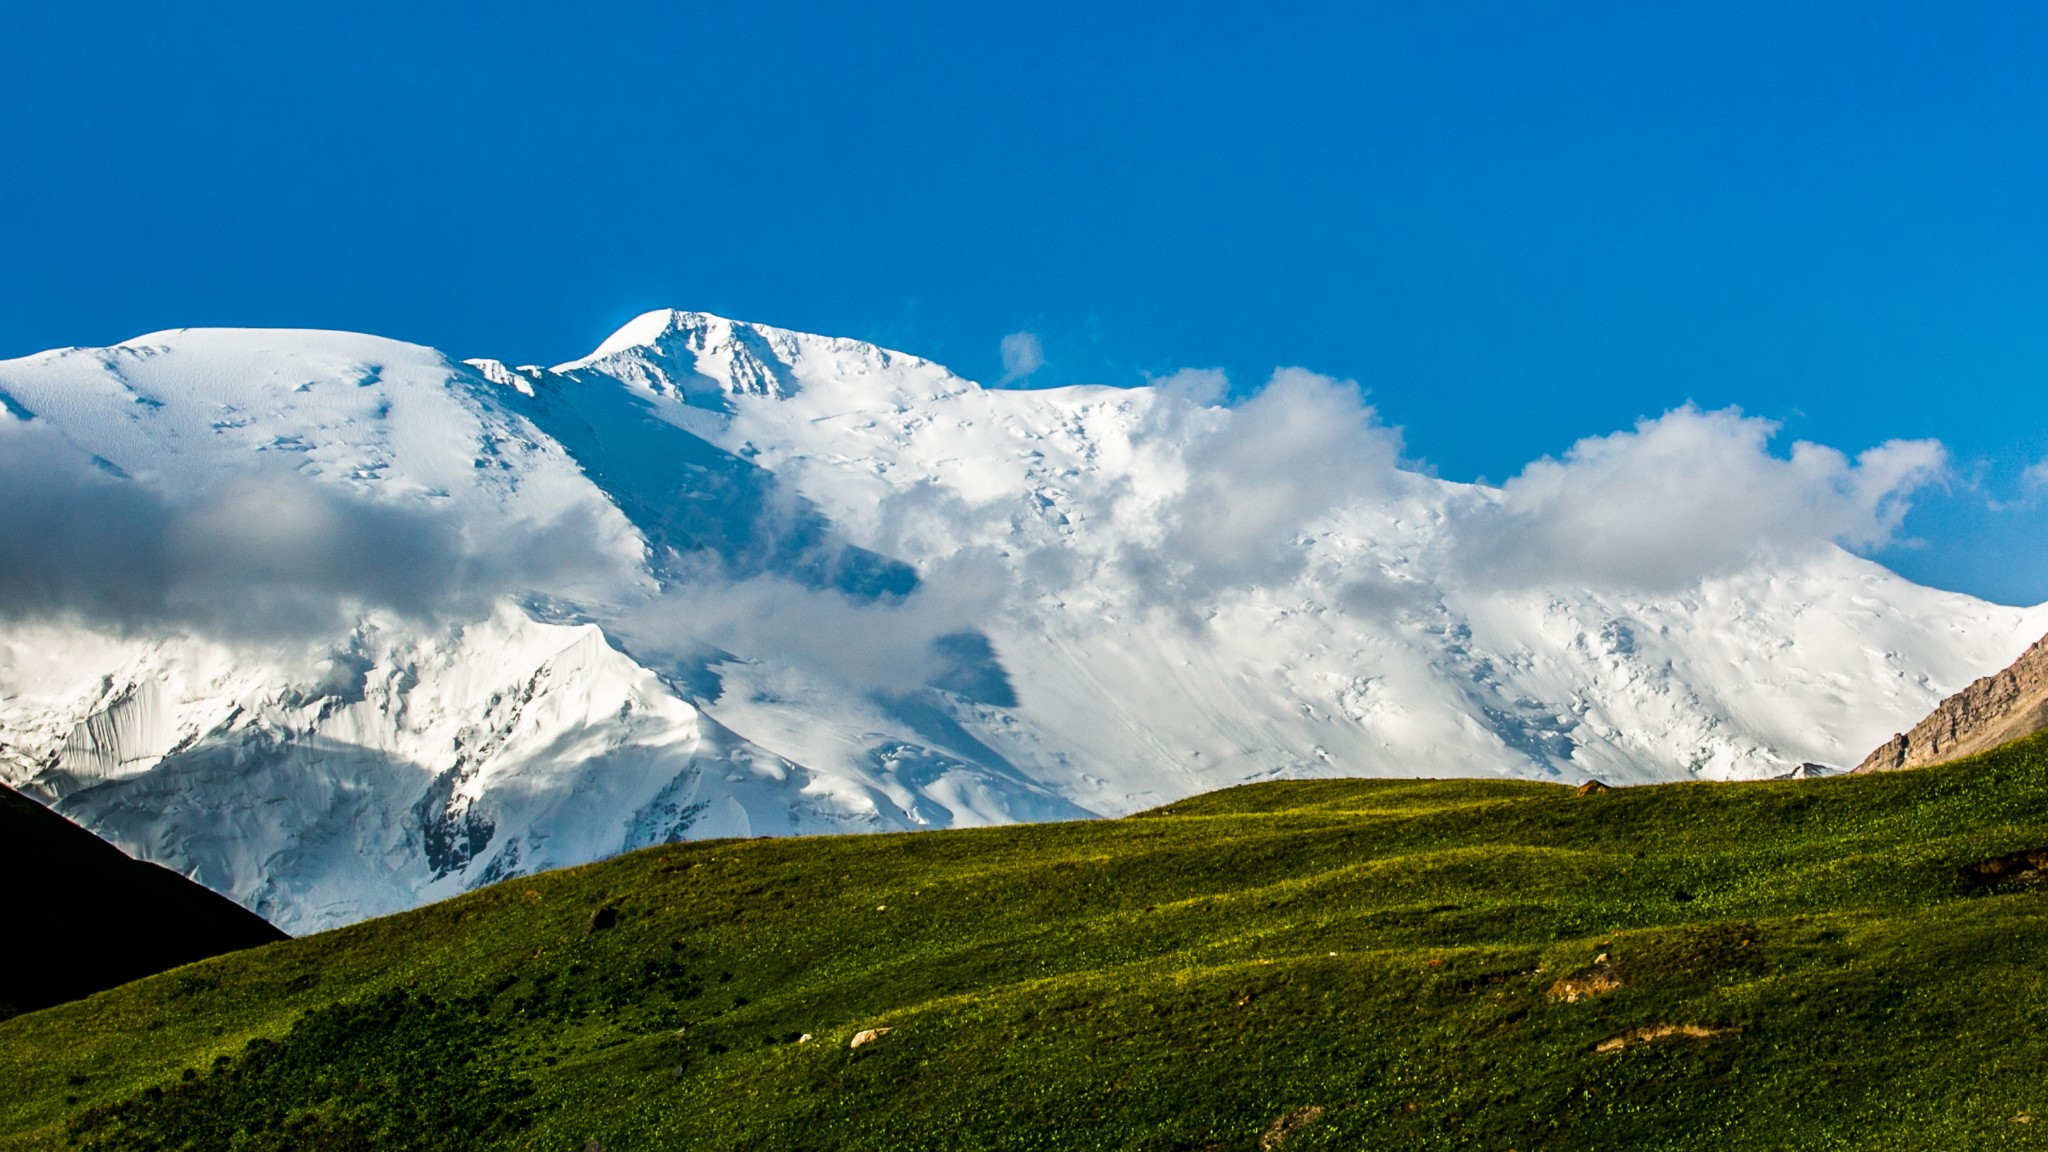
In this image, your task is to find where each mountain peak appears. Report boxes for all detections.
[550,310,949,407]
[551,310,799,403]
[581,308,702,361]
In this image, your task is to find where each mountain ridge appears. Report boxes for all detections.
[1,311,2043,931]
[1856,629,2048,772]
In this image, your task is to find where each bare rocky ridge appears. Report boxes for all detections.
[1855,631,2048,772]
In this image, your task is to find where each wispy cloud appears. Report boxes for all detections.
[996,331,1045,385]
[2024,458,2048,494]
[1982,457,2048,513]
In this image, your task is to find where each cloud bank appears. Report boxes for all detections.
[0,418,631,640]
[642,382,1953,690]
[1453,406,1947,591]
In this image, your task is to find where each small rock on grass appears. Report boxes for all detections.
[1260,1104,1327,1149]
[1595,1023,1735,1053]
[1548,968,1624,1001]
[849,1027,892,1049]
[1547,955,1623,1002]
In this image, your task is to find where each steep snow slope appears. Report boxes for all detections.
[2,314,2042,931]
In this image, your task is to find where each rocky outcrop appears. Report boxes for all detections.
[1855,632,2048,773]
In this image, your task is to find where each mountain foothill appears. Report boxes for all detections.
[4,313,2048,1149]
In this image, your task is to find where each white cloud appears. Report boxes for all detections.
[1148,366,1228,407]
[3,345,1957,677]
[997,331,1045,385]
[2024,458,2048,493]
[1979,456,2048,512]
[609,551,1013,697]
[1130,367,1405,597]
[0,417,638,639]
[1452,405,1948,591]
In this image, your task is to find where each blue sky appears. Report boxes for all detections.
[4,1,2045,602]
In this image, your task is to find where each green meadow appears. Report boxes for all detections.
[8,733,2048,1151]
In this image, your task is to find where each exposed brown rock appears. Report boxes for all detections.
[1595,1023,1736,1053]
[1855,631,2048,773]
[1575,780,1611,796]
[1546,957,1623,1003]
[1260,1105,1327,1150]
[1961,847,2048,890]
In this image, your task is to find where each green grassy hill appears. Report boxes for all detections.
[9,736,2048,1151]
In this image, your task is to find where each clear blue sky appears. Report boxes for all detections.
[4,1,2045,602]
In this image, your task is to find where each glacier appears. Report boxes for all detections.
[1,312,2041,933]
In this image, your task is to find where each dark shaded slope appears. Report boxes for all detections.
[502,367,918,600]
[0,784,285,1020]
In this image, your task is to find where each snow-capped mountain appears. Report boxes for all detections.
[2,312,2041,932]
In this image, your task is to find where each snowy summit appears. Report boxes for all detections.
[0,311,2039,931]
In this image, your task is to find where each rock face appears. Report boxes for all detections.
[1855,632,2048,772]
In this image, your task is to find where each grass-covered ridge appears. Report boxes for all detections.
[10,736,2048,1151]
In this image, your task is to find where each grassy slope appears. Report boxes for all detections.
[9,736,2048,1150]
